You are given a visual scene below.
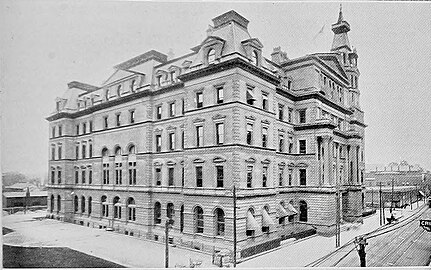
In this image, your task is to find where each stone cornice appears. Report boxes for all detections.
[178,57,280,85]
[46,82,184,121]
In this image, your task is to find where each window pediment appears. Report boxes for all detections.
[166,161,176,166]
[201,36,225,47]
[261,119,270,125]
[262,158,271,164]
[213,157,226,163]
[193,158,205,164]
[278,162,286,167]
[154,161,163,167]
[193,117,206,124]
[245,157,256,163]
[245,115,256,121]
[296,162,308,168]
[212,114,226,121]
[166,125,177,131]
[154,128,163,133]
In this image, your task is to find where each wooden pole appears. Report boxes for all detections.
[379,182,382,226]
[233,185,237,267]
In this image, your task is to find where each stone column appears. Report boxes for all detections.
[323,136,331,186]
[352,145,358,184]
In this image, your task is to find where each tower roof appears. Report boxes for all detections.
[331,5,351,51]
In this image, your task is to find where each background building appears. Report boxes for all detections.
[46,9,365,258]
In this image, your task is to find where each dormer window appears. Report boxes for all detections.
[157,75,162,87]
[130,80,136,92]
[252,50,259,66]
[105,89,110,101]
[207,49,216,65]
[117,85,122,97]
[170,71,176,82]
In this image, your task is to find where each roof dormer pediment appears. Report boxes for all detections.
[201,35,226,47]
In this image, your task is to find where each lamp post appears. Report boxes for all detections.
[165,217,174,268]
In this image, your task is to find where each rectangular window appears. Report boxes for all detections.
[169,102,175,117]
[170,71,176,82]
[288,138,293,153]
[278,104,284,121]
[58,125,62,136]
[75,145,79,159]
[262,166,268,187]
[76,125,79,135]
[155,168,161,186]
[130,110,135,124]
[51,146,55,160]
[89,144,93,158]
[104,116,108,129]
[156,106,162,120]
[115,163,122,185]
[216,87,224,104]
[279,167,284,186]
[247,166,253,188]
[168,167,174,186]
[196,92,203,108]
[58,170,62,184]
[299,169,307,186]
[82,170,86,184]
[51,127,55,138]
[157,75,162,87]
[116,113,121,126]
[82,144,86,159]
[299,109,306,123]
[82,123,86,134]
[89,121,93,133]
[262,92,269,110]
[51,170,55,184]
[216,166,224,188]
[246,123,253,145]
[181,98,185,115]
[181,166,185,187]
[288,108,293,123]
[88,170,92,184]
[215,123,224,145]
[58,145,62,159]
[299,140,306,154]
[169,133,175,151]
[196,126,203,147]
[196,166,203,187]
[128,162,136,185]
[103,164,109,184]
[279,134,284,152]
[262,127,268,148]
[246,86,255,105]
[181,130,185,149]
[156,135,162,152]
[288,169,293,186]
[75,170,79,184]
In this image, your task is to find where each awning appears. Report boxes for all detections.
[246,211,259,230]
[419,191,425,197]
[261,209,275,227]
[277,204,289,218]
[286,203,298,215]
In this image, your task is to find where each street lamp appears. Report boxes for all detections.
[165,217,174,268]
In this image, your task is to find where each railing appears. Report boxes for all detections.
[3,205,47,215]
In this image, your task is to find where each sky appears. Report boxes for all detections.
[1,1,431,177]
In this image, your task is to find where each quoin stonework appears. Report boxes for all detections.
[46,9,366,259]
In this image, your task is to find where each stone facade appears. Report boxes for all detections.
[46,9,366,258]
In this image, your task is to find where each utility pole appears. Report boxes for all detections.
[390,178,395,212]
[355,236,368,267]
[233,184,237,268]
[335,179,340,247]
[410,189,412,210]
[416,184,419,208]
[165,217,173,268]
[371,188,374,209]
[379,182,383,226]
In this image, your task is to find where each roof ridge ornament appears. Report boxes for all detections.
[338,4,344,24]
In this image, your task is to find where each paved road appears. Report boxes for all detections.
[313,205,431,267]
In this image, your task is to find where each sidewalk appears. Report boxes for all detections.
[2,211,214,268]
[238,201,426,268]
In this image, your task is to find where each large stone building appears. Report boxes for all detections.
[46,9,366,258]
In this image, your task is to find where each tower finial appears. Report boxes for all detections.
[338,4,344,23]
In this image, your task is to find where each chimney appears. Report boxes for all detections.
[271,47,289,64]
[212,10,249,30]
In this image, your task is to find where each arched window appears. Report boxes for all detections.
[117,85,122,97]
[105,89,110,101]
[128,145,136,154]
[127,197,136,221]
[154,202,161,224]
[101,195,108,217]
[81,196,85,213]
[214,208,225,236]
[114,146,122,156]
[207,49,216,65]
[180,205,184,233]
[102,147,109,157]
[167,203,175,219]
[74,195,78,213]
[246,208,257,237]
[128,144,137,185]
[194,206,204,233]
[252,50,259,66]
[130,80,136,92]
[50,194,54,213]
[57,195,61,213]
[299,200,308,222]
[113,196,121,219]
